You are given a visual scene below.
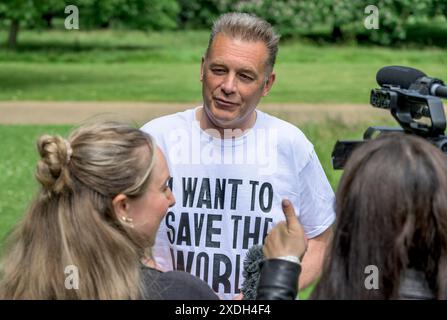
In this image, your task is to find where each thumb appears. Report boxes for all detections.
[281,199,300,231]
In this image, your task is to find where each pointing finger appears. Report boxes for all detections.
[281,199,300,232]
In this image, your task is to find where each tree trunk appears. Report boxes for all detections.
[8,19,20,49]
[42,13,53,28]
[331,25,343,42]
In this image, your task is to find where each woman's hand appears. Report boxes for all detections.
[263,199,307,260]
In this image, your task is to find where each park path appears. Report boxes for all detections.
[0,101,390,125]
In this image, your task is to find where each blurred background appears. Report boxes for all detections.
[1,0,447,297]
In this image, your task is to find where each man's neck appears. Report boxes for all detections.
[196,107,257,139]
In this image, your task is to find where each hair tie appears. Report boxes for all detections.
[65,140,73,164]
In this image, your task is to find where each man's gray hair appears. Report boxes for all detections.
[206,12,280,75]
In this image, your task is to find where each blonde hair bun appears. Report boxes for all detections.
[36,135,71,193]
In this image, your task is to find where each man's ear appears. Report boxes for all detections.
[200,56,205,82]
[112,193,129,221]
[262,72,276,97]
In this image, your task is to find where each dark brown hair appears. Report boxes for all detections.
[312,133,447,299]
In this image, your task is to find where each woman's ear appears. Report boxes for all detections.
[112,193,130,221]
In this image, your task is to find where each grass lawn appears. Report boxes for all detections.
[0,125,74,243]
[1,30,447,102]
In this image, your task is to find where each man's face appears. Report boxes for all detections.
[200,33,275,130]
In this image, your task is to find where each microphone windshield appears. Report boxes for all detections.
[376,66,426,89]
[241,245,264,300]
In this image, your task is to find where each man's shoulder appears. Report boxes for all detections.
[140,107,195,135]
[258,109,312,148]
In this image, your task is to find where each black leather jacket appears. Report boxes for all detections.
[256,259,301,300]
[256,261,435,300]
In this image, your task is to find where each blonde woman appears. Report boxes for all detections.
[0,122,220,299]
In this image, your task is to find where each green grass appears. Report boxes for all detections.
[0,63,202,102]
[0,125,74,244]
[1,30,447,102]
[0,30,211,63]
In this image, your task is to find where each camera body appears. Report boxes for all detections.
[332,72,447,170]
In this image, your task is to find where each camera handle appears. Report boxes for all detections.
[363,126,404,140]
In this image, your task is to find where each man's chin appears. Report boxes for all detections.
[205,109,236,127]
[209,115,242,130]
[202,104,247,130]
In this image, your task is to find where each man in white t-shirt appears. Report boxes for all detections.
[141,12,335,299]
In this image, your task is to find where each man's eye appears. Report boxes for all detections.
[212,68,225,74]
[239,74,253,81]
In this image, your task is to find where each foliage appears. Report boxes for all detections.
[356,0,440,45]
[177,0,221,28]
[2,0,447,46]
[76,0,180,30]
[0,0,66,29]
[179,0,447,45]
[0,0,180,48]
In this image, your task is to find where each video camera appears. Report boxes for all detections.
[332,66,447,170]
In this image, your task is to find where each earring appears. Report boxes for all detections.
[120,216,134,227]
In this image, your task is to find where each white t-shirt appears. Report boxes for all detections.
[141,107,335,299]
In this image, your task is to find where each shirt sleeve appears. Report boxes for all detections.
[297,149,336,238]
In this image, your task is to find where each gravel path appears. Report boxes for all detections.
[0,101,390,125]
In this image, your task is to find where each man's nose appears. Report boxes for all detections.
[220,73,237,95]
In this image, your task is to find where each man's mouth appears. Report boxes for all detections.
[213,98,239,109]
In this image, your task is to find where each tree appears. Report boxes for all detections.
[115,0,179,30]
[177,0,221,29]
[0,0,179,49]
[0,0,35,49]
[223,0,443,44]
[75,0,180,30]
[0,0,65,49]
